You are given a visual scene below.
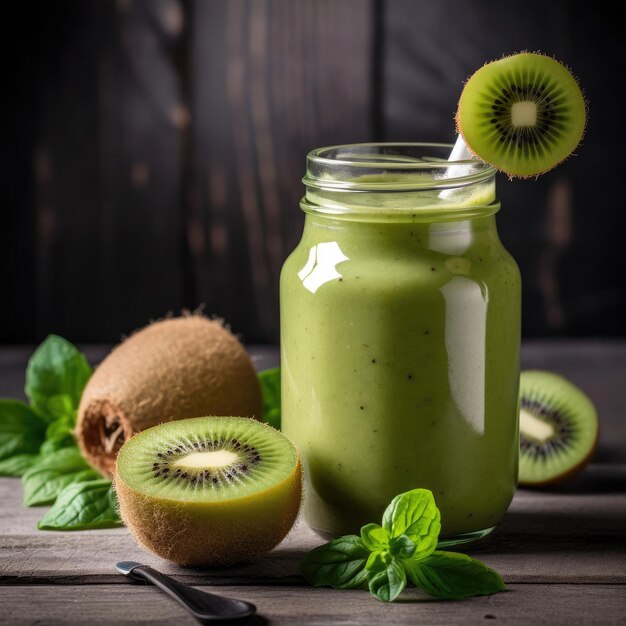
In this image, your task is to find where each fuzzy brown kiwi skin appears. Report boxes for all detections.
[455,51,588,180]
[114,456,303,567]
[77,315,263,477]
[519,425,599,488]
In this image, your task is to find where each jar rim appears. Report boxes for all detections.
[305,142,496,191]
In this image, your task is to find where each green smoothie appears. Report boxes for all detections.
[281,145,521,542]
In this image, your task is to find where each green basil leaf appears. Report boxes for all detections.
[300,535,370,589]
[46,414,75,439]
[382,488,441,559]
[25,335,92,422]
[360,523,390,551]
[38,479,122,530]
[0,400,47,460]
[0,453,41,477]
[40,432,77,455]
[389,535,416,560]
[405,551,506,600]
[258,367,281,429]
[365,549,391,573]
[46,394,74,421]
[22,447,100,506]
[368,561,406,602]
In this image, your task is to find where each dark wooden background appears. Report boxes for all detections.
[1,0,624,344]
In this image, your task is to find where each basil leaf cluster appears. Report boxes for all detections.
[39,479,123,531]
[258,367,281,430]
[0,335,122,530]
[301,489,505,602]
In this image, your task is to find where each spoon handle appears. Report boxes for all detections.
[119,563,256,623]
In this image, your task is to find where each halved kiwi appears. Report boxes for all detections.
[456,52,587,177]
[114,416,302,566]
[519,371,598,486]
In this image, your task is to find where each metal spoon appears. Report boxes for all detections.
[116,561,257,624]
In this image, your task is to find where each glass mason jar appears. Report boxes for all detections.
[280,144,520,545]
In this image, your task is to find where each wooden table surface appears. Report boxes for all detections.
[1,341,625,625]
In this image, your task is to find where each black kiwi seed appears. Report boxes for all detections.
[487,80,568,151]
[147,432,266,489]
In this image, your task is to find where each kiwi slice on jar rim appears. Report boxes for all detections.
[114,416,302,566]
[518,371,598,486]
[456,52,587,178]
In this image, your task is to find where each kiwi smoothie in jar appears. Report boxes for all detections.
[281,144,521,544]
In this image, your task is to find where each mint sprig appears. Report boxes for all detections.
[404,550,505,600]
[300,489,505,602]
[300,535,370,590]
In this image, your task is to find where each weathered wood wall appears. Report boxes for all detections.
[1,0,624,343]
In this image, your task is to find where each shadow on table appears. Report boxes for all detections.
[534,464,626,494]
[466,510,626,555]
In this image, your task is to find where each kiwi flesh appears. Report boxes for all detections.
[456,52,586,178]
[519,370,598,486]
[77,316,263,477]
[115,416,302,566]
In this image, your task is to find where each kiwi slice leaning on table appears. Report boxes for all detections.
[518,371,598,486]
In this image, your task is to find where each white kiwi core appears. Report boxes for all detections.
[520,408,555,443]
[511,101,537,127]
[173,450,239,469]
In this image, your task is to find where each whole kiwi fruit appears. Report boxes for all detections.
[114,416,302,566]
[77,316,263,477]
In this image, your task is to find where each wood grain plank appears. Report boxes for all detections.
[1,478,624,585]
[1,343,624,587]
[189,0,374,342]
[1,583,625,626]
[5,1,189,344]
